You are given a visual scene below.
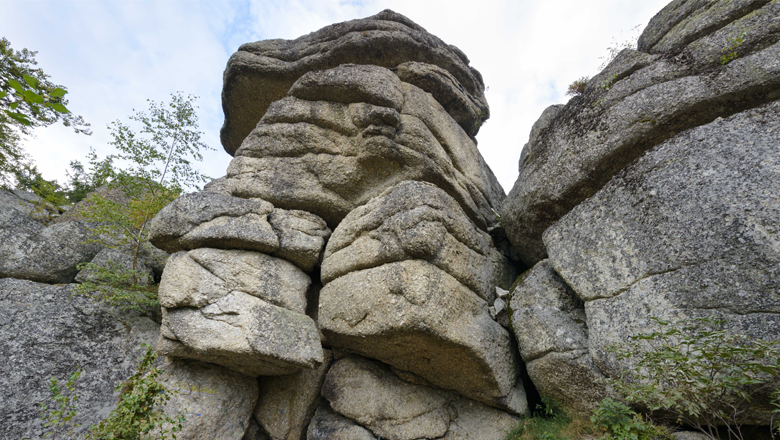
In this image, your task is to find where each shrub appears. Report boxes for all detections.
[86,344,184,440]
[39,369,83,440]
[566,77,589,97]
[607,317,780,440]
[591,397,671,440]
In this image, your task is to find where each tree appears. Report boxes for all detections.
[73,92,212,312]
[0,37,91,187]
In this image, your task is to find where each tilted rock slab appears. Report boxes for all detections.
[319,260,527,414]
[148,191,331,272]
[321,181,514,303]
[502,0,780,264]
[0,189,60,224]
[321,355,520,440]
[544,100,780,424]
[0,278,159,439]
[221,64,503,230]
[0,208,101,283]
[158,358,259,440]
[157,248,323,377]
[509,260,610,416]
[221,9,489,156]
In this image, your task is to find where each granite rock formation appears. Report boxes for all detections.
[502,0,780,427]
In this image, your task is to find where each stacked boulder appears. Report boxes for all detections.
[148,9,524,440]
[502,0,780,419]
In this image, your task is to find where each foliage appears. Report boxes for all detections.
[86,344,184,440]
[504,397,592,440]
[566,77,589,97]
[720,33,745,65]
[14,161,68,206]
[607,317,780,440]
[72,260,159,314]
[73,92,210,311]
[39,369,83,440]
[63,150,115,203]
[0,37,90,187]
[591,398,671,440]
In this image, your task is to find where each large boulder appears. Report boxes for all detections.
[509,260,610,416]
[543,100,780,423]
[221,10,488,156]
[221,63,503,230]
[157,248,322,377]
[321,181,514,303]
[0,208,101,283]
[0,189,60,224]
[318,259,527,414]
[0,278,159,439]
[158,358,259,440]
[148,191,331,273]
[501,0,780,264]
[320,355,520,440]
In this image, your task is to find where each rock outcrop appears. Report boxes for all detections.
[0,278,160,440]
[220,10,489,156]
[502,0,780,265]
[501,0,780,427]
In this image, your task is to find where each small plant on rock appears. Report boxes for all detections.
[39,369,83,440]
[566,77,589,97]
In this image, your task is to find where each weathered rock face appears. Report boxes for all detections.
[0,207,101,283]
[0,189,60,223]
[220,9,489,157]
[319,260,527,414]
[249,350,334,440]
[158,358,259,440]
[148,191,331,273]
[320,355,520,440]
[157,248,322,377]
[508,260,610,416]
[321,181,515,303]
[543,100,780,423]
[0,278,159,440]
[221,63,503,230]
[501,0,780,265]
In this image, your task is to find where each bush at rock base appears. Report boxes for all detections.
[607,317,780,440]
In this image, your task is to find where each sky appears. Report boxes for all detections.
[0,0,671,193]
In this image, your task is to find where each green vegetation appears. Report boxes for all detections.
[607,317,780,440]
[71,92,211,313]
[39,344,185,440]
[0,37,90,188]
[504,317,780,440]
[590,398,671,440]
[566,77,589,97]
[503,398,593,440]
[39,369,83,440]
[720,33,746,65]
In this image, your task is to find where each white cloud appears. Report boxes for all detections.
[1,0,670,192]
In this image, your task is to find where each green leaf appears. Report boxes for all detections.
[8,79,24,93]
[10,102,19,110]
[0,90,6,100]
[50,87,67,98]
[5,110,32,126]
[23,74,39,90]
[23,89,45,104]
[50,103,70,113]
